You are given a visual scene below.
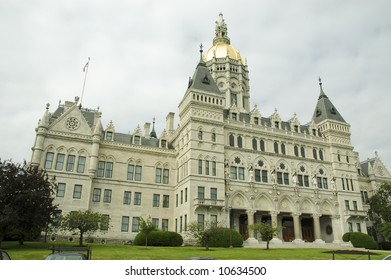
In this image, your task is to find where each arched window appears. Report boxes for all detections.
[260,140,265,152]
[294,145,299,157]
[237,136,243,148]
[229,134,235,147]
[281,143,286,155]
[274,142,279,154]
[313,149,318,160]
[319,149,324,161]
[301,146,306,158]
[252,138,257,150]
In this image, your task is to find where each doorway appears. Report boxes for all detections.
[282,217,294,242]
[301,218,314,242]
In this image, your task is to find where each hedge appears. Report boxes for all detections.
[342,232,377,249]
[134,230,183,246]
[202,227,243,247]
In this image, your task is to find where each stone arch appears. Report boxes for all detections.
[299,197,316,214]
[229,191,250,210]
[320,199,334,215]
[254,193,273,211]
[277,195,295,213]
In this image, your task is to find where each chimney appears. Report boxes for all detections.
[144,122,151,138]
[166,112,175,132]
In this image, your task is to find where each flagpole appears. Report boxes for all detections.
[80,57,90,106]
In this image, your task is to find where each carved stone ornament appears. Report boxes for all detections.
[65,117,80,130]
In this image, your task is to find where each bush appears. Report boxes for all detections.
[203,227,243,247]
[379,241,391,250]
[342,232,377,249]
[133,230,183,246]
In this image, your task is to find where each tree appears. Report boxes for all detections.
[0,159,61,246]
[60,210,109,246]
[138,216,156,246]
[380,222,391,241]
[368,183,391,240]
[186,221,222,250]
[249,222,282,250]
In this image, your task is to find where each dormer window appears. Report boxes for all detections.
[105,131,113,141]
[294,125,299,133]
[254,117,259,125]
[232,113,237,121]
[275,121,279,129]
[134,135,141,145]
[161,139,167,148]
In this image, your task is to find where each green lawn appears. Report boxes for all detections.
[1,241,389,260]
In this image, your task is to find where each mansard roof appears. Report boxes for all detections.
[50,105,97,128]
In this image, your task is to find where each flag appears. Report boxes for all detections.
[83,57,90,72]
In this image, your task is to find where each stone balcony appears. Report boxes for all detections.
[193,198,225,209]
[343,209,367,219]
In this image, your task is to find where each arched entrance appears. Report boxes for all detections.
[282,216,294,242]
[239,214,248,240]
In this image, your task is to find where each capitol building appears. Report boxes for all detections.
[31,14,390,246]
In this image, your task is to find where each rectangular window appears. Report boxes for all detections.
[230,166,237,180]
[341,178,345,190]
[163,169,169,184]
[103,189,112,203]
[134,192,141,205]
[45,152,54,169]
[152,218,159,229]
[184,214,187,231]
[353,201,358,211]
[153,194,160,207]
[66,155,76,172]
[345,200,350,210]
[176,194,178,207]
[127,164,134,180]
[185,188,188,202]
[121,216,129,232]
[361,191,369,203]
[298,175,303,186]
[283,173,289,185]
[198,186,205,200]
[135,165,142,181]
[180,190,183,204]
[163,195,170,208]
[105,131,113,140]
[105,162,113,178]
[350,179,354,191]
[205,160,210,175]
[73,185,82,199]
[55,153,65,170]
[180,216,183,233]
[198,214,205,231]
[210,188,217,202]
[77,156,86,173]
[323,178,328,189]
[356,223,361,232]
[93,188,101,202]
[162,219,168,231]
[262,170,268,183]
[212,161,217,176]
[132,217,139,232]
[97,161,105,177]
[346,178,350,191]
[56,183,66,197]
[238,167,245,180]
[134,136,141,145]
[155,168,162,183]
[255,169,261,182]
[277,172,283,185]
[304,175,309,187]
[198,160,203,175]
[100,215,110,231]
[123,191,131,205]
[348,222,353,232]
[211,214,217,226]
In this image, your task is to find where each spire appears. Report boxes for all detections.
[213,12,230,45]
[312,78,346,124]
[150,117,157,138]
[39,103,50,128]
[198,43,206,66]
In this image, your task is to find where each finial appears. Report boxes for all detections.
[318,77,322,85]
[46,103,50,110]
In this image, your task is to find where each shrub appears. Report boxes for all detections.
[379,241,391,250]
[342,232,377,249]
[202,227,243,247]
[133,231,183,246]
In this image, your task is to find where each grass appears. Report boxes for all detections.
[1,241,390,260]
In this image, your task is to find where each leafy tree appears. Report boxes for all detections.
[249,222,282,249]
[0,159,61,246]
[368,183,391,240]
[186,221,222,250]
[138,216,156,246]
[380,222,391,241]
[61,210,109,246]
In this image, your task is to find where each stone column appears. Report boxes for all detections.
[243,210,258,246]
[292,213,303,242]
[331,215,343,244]
[312,214,325,243]
[270,211,282,243]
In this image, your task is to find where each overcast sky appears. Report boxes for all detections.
[1,0,390,170]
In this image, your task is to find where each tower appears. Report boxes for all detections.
[204,13,250,112]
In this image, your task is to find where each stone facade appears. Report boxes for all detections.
[30,14,390,245]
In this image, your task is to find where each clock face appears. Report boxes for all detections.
[65,117,80,130]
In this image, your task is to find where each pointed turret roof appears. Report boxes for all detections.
[312,78,346,124]
[187,45,222,95]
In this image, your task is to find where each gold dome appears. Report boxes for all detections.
[205,42,245,65]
